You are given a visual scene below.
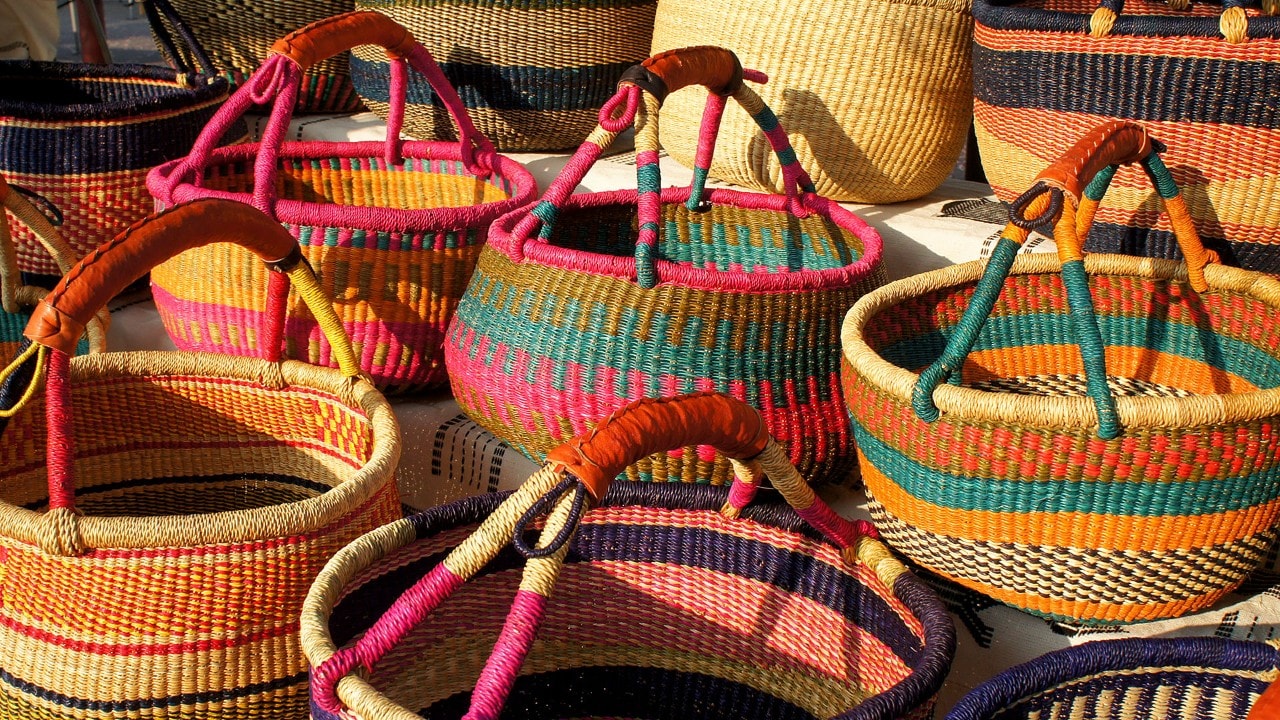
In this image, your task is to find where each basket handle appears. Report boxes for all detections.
[310,392,879,718]
[0,180,78,312]
[153,11,498,216]
[911,121,1219,440]
[0,199,362,556]
[1087,0,1268,44]
[140,0,221,79]
[511,46,818,290]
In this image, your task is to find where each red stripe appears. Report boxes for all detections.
[0,612,297,656]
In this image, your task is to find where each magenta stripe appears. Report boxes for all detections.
[464,590,550,720]
[794,500,881,548]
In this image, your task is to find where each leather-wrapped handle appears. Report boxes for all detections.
[270,11,417,70]
[543,392,770,500]
[634,45,744,98]
[1249,677,1280,720]
[1033,120,1153,202]
[26,199,299,355]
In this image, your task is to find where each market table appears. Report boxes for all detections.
[106,112,1280,714]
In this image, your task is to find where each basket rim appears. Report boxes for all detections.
[147,139,538,234]
[944,636,1280,720]
[0,350,401,550]
[841,251,1280,430]
[0,60,231,122]
[300,481,955,720]
[973,0,1280,39]
[486,184,884,293]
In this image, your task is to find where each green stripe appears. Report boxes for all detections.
[854,423,1280,516]
[880,313,1280,389]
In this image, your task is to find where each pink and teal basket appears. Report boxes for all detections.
[444,46,885,486]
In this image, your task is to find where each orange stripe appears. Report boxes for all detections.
[975,22,1280,61]
[960,344,1259,394]
[974,102,1280,184]
[859,456,1280,551]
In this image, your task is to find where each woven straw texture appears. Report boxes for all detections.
[0,61,231,276]
[842,248,1280,624]
[148,0,363,114]
[0,183,106,360]
[301,480,955,720]
[650,0,974,204]
[148,13,537,394]
[446,55,885,486]
[972,0,1280,272]
[351,0,658,150]
[946,637,1280,719]
[0,354,401,720]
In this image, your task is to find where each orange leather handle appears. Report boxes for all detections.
[1248,677,1280,720]
[543,392,770,500]
[639,45,744,96]
[270,11,416,70]
[26,199,299,355]
[1033,120,1154,201]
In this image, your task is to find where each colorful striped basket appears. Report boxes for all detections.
[146,0,363,114]
[302,392,956,720]
[650,0,975,204]
[972,0,1280,272]
[840,121,1280,625]
[0,0,236,279]
[945,637,1280,720]
[0,199,401,720]
[444,46,885,485]
[0,177,106,360]
[147,11,537,394]
[351,0,658,151]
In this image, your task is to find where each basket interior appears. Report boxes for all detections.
[987,663,1278,720]
[0,368,374,518]
[200,154,516,211]
[862,271,1280,397]
[328,505,929,720]
[545,202,867,275]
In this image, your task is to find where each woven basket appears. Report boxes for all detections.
[0,199,401,720]
[146,0,362,114]
[946,637,1280,720]
[444,47,885,486]
[973,0,1280,272]
[351,0,658,151]
[302,392,956,720]
[840,121,1280,625]
[0,0,235,278]
[650,0,974,204]
[147,12,537,395]
[0,178,106,360]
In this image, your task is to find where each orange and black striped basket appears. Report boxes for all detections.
[0,199,401,720]
[841,121,1280,626]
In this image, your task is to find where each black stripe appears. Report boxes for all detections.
[0,61,230,120]
[1082,220,1280,274]
[974,0,1280,39]
[0,667,305,712]
[972,45,1280,128]
[349,57,634,112]
[20,473,334,511]
[417,665,816,719]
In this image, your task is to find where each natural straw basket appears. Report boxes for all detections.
[972,0,1280,272]
[147,12,536,394]
[841,121,1280,625]
[146,0,362,114]
[0,177,106,360]
[650,0,974,204]
[0,0,235,278]
[945,637,1280,720]
[444,46,884,486]
[302,392,956,720]
[351,0,658,150]
[0,199,401,720]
